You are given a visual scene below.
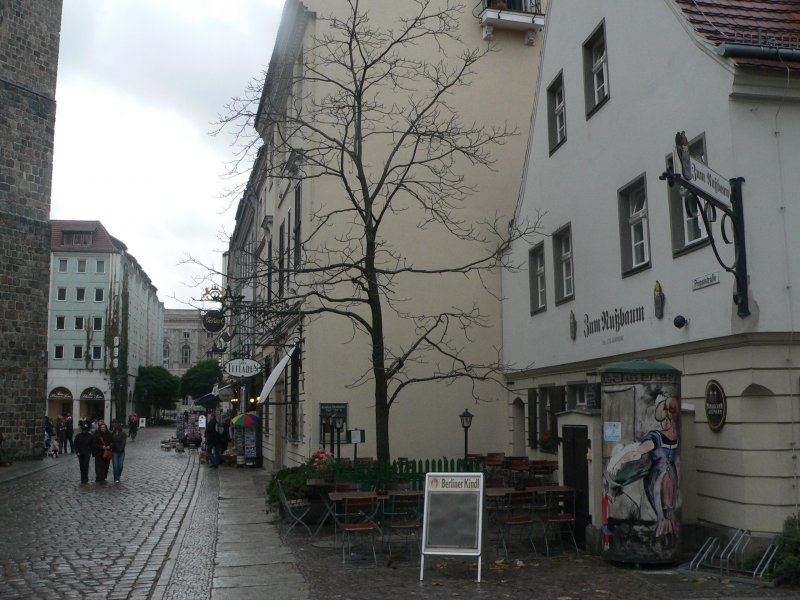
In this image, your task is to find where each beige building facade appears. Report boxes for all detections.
[227,0,548,468]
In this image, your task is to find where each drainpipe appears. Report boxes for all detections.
[716,43,800,62]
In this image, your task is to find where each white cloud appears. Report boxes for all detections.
[53,0,283,308]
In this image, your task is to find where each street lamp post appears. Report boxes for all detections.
[459,409,474,463]
[334,415,344,460]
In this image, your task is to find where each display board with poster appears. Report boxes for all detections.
[244,428,257,459]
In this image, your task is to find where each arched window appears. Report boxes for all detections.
[181,345,191,365]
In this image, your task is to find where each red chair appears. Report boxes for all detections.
[332,495,382,566]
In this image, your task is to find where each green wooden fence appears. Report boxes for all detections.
[331,458,481,491]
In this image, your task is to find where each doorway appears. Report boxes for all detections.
[562,425,590,545]
[512,397,526,456]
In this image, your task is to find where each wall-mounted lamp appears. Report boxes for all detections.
[673,315,688,329]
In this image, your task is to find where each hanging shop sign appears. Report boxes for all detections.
[202,310,225,333]
[223,358,263,378]
[705,380,727,432]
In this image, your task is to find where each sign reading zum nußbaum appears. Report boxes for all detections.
[420,472,484,582]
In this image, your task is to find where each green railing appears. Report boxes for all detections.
[332,458,481,491]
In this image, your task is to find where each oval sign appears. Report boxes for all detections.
[202,310,225,333]
[223,358,263,378]
[705,380,727,432]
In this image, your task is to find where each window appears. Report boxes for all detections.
[547,73,566,152]
[57,287,67,301]
[163,345,170,360]
[73,345,83,360]
[58,259,68,273]
[183,331,190,339]
[553,226,574,303]
[583,21,609,116]
[528,243,546,314]
[94,288,104,302]
[77,259,87,273]
[96,260,105,273]
[294,185,302,272]
[289,348,302,440]
[54,345,64,359]
[76,288,86,302]
[92,346,102,360]
[93,317,103,331]
[618,175,650,274]
[181,345,191,366]
[74,316,84,330]
[278,221,286,298]
[62,231,93,246]
[527,389,539,449]
[668,133,709,254]
[567,383,587,409]
[56,316,65,330]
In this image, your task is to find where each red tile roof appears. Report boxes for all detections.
[675,0,800,69]
[50,220,124,253]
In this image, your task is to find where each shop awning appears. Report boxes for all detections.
[257,345,297,405]
[194,393,220,409]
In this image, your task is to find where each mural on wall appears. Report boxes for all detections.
[601,371,681,563]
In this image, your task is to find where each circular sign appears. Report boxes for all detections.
[202,310,225,333]
[705,380,727,432]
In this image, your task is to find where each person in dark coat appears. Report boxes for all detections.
[74,421,93,483]
[110,422,127,483]
[206,414,219,467]
[43,416,54,451]
[64,415,74,453]
[91,421,113,482]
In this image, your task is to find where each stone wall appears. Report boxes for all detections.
[0,0,63,457]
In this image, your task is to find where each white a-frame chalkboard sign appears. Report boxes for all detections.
[419,472,484,582]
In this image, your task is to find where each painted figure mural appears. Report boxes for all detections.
[601,362,681,563]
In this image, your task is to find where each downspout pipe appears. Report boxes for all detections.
[716,43,800,62]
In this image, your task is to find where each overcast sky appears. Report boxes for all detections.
[51,0,284,309]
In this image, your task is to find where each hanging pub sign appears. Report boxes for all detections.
[705,380,727,432]
[223,358,263,378]
[202,309,225,333]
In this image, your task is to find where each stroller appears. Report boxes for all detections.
[45,434,60,458]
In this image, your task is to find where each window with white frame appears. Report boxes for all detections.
[77,259,87,273]
[76,288,85,302]
[553,226,574,302]
[92,346,102,360]
[181,345,191,365]
[96,259,105,273]
[618,175,650,274]
[667,133,709,254]
[56,316,65,330]
[94,288,104,302]
[547,72,566,152]
[183,331,190,339]
[57,287,66,301]
[74,316,84,330]
[583,21,609,116]
[73,345,83,360]
[528,243,546,314]
[93,317,102,331]
[58,259,68,273]
[54,345,64,359]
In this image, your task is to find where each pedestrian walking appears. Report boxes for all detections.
[128,414,138,441]
[92,421,113,483]
[56,416,66,454]
[74,421,93,483]
[43,415,53,452]
[206,414,220,468]
[110,422,127,483]
[64,415,74,453]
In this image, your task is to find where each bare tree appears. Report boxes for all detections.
[206,0,540,462]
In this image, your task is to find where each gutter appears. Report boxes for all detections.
[716,42,800,62]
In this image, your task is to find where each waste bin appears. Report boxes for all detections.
[600,359,682,564]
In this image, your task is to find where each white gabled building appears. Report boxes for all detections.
[503,0,800,546]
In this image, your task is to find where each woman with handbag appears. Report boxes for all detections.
[92,421,113,483]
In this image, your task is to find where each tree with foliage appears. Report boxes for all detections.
[205,0,539,462]
[135,366,180,419]
[180,359,222,400]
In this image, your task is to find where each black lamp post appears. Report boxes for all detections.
[334,415,344,460]
[322,416,334,455]
[459,409,474,462]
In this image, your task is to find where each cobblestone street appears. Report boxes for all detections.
[0,427,208,600]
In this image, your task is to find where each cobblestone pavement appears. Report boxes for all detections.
[0,427,205,600]
[286,522,800,600]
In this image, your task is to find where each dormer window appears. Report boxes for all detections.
[62,231,93,246]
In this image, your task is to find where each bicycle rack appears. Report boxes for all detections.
[719,528,750,575]
[685,529,778,585]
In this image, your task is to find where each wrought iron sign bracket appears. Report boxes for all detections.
[660,160,749,318]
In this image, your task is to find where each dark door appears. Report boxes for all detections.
[562,425,590,545]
